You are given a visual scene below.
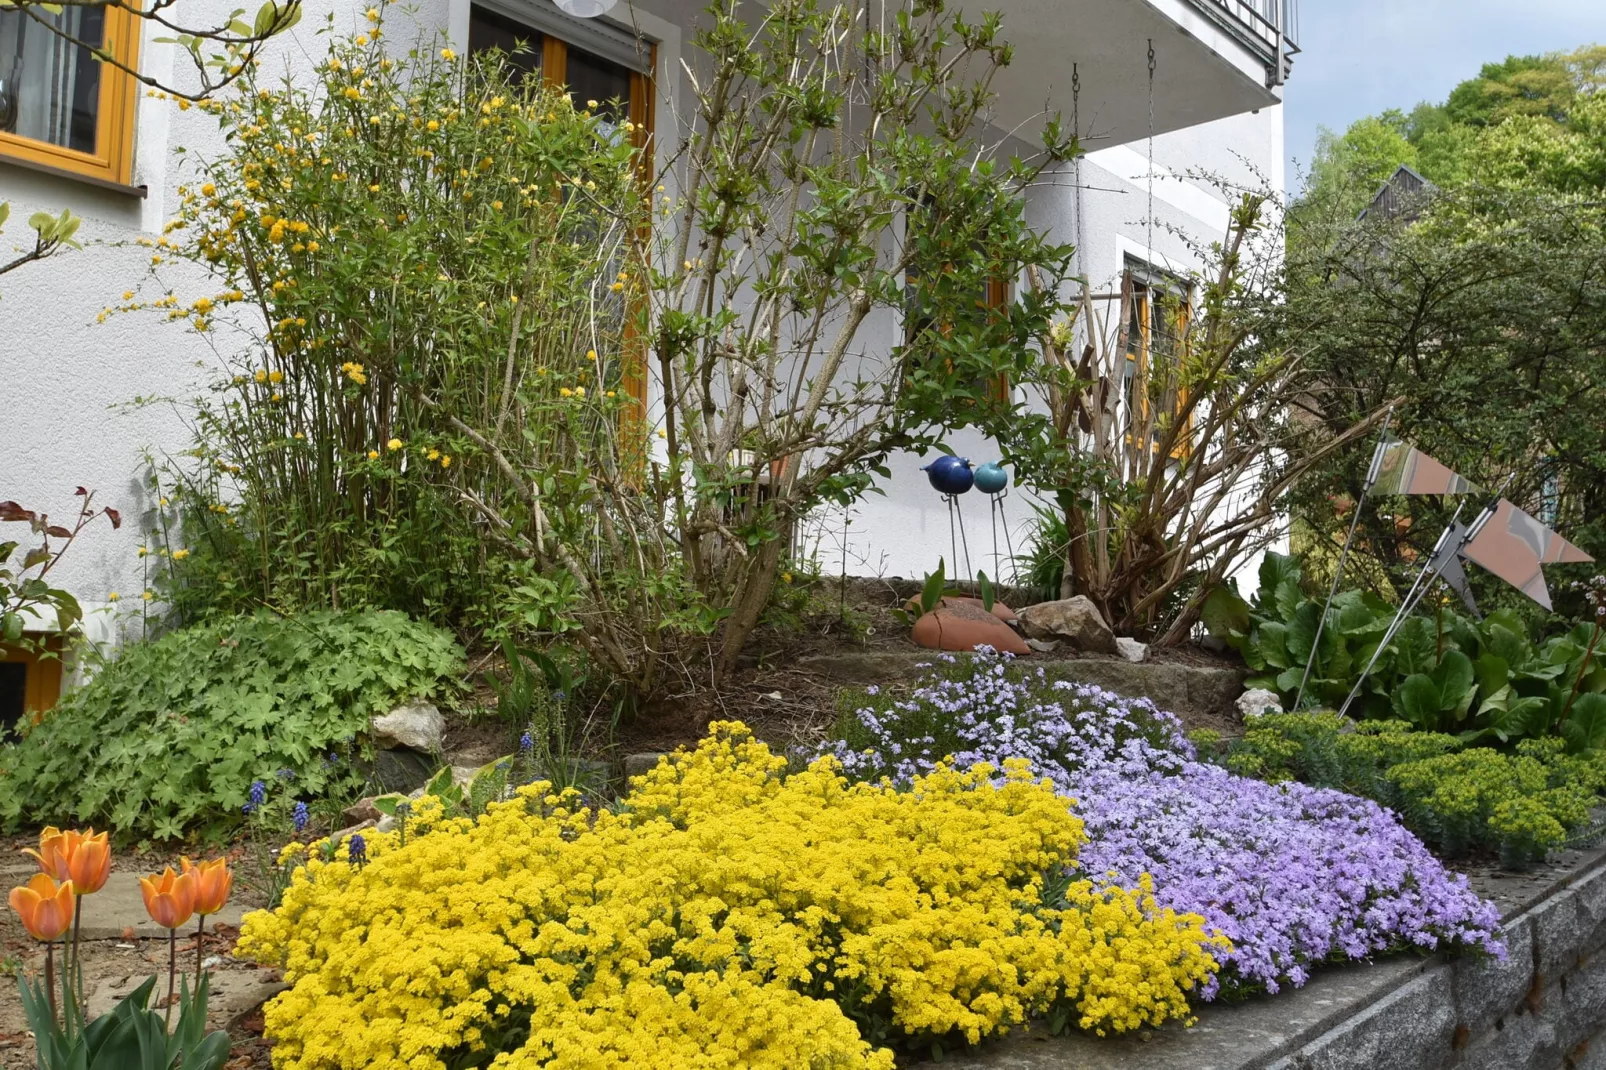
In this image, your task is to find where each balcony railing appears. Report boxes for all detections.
[1185,0,1300,86]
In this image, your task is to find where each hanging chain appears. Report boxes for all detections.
[1071,62,1080,132]
[1071,63,1083,285]
[1146,39,1156,266]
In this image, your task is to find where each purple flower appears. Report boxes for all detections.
[292,800,309,832]
[243,779,268,814]
[820,652,1504,998]
[348,833,367,866]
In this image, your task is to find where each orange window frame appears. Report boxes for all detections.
[1122,272,1194,459]
[0,7,141,186]
[520,30,656,474]
[1,635,66,725]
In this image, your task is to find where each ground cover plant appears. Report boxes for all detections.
[823,653,1504,996]
[0,610,463,840]
[237,723,1226,1068]
[1215,712,1606,867]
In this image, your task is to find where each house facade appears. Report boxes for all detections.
[0,0,1295,707]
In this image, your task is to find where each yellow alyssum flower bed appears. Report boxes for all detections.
[238,722,1226,1068]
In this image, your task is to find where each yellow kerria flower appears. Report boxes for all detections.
[255,369,268,383]
[426,449,440,461]
[200,182,216,197]
[367,450,379,460]
[171,549,191,560]
[365,6,379,20]
[586,350,598,361]
[426,119,439,131]
[574,386,586,398]
[440,455,452,468]
[141,590,153,602]
[387,438,403,451]
[107,592,119,602]
[441,47,456,61]
[269,370,284,383]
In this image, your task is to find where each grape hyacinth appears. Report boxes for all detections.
[292,800,309,833]
[820,650,1504,998]
[243,779,268,815]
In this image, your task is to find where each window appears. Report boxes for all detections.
[1118,262,1192,454]
[0,6,140,185]
[0,637,64,738]
[469,4,656,452]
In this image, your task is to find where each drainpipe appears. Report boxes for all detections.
[1271,0,1285,87]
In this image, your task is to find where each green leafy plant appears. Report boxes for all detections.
[19,972,230,1070]
[0,610,464,840]
[891,558,998,630]
[0,204,83,284]
[1,489,121,651]
[1218,712,1606,866]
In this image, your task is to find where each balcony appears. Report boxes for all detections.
[981,0,1300,150]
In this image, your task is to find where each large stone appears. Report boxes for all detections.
[90,968,286,1029]
[370,746,436,794]
[624,753,668,781]
[910,600,1030,655]
[1237,687,1284,718]
[371,700,444,752]
[73,871,246,941]
[1454,916,1534,1027]
[1280,968,1457,1070]
[1115,637,1149,663]
[1015,596,1117,654]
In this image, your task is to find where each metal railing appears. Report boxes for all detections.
[1185,0,1300,85]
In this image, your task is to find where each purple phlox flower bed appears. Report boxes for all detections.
[819,650,1505,998]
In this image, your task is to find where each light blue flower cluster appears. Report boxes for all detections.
[820,651,1505,997]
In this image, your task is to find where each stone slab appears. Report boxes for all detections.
[89,968,286,1030]
[73,871,246,941]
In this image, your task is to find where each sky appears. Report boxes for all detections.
[1282,0,1606,191]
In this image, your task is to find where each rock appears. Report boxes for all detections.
[1236,687,1283,718]
[1115,637,1149,663]
[624,753,668,780]
[371,700,444,753]
[1016,596,1117,655]
[343,797,383,825]
[1026,638,1060,654]
[370,747,436,794]
[90,969,286,1029]
[911,599,1031,655]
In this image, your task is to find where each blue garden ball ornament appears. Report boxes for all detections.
[973,462,1009,495]
[922,455,974,495]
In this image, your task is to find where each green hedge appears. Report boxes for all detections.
[0,610,463,840]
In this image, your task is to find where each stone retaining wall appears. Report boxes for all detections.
[1270,849,1606,1070]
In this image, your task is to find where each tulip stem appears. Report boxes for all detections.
[45,942,58,1028]
[195,914,207,987]
[72,898,83,1031]
[165,927,177,1030]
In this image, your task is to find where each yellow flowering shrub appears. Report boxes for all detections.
[239,723,1225,1068]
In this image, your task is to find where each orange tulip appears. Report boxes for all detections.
[8,873,75,942]
[22,827,75,881]
[66,830,111,895]
[138,868,196,930]
[181,857,233,917]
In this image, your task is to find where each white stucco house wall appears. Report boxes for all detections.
[0,0,1296,694]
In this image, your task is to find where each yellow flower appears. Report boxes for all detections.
[574,386,586,398]
[200,182,216,197]
[107,592,120,602]
[425,449,440,461]
[386,438,403,451]
[255,369,268,383]
[365,6,379,20]
[440,47,456,61]
[141,590,153,602]
[122,290,135,300]
[586,349,598,361]
[355,33,368,45]
[343,86,361,100]
[439,455,452,468]
[172,548,191,561]
[426,119,439,131]
[610,282,624,293]
[367,450,379,460]
[340,362,367,386]
[559,387,573,397]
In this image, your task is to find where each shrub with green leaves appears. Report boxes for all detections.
[0,610,464,840]
[1217,713,1606,866]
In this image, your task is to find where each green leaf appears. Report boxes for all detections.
[1201,584,1251,648]
[1394,674,1443,728]
[1561,693,1606,753]
[1433,649,1476,718]
[1257,622,1291,670]
[252,1,280,36]
[921,558,946,615]
[977,570,994,613]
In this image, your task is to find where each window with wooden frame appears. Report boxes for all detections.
[468,3,656,452]
[0,6,141,186]
[0,636,64,737]
[1118,261,1192,456]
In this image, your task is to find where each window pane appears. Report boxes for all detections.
[0,7,105,155]
[468,5,543,86]
[565,45,631,124]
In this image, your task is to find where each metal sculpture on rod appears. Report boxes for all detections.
[921,456,974,582]
[972,461,1016,585]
